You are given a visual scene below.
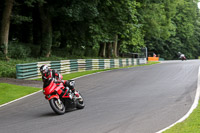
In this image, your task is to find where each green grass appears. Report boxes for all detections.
[62,69,109,80]
[163,101,200,133]
[0,83,41,105]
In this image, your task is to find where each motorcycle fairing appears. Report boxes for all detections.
[46,94,59,100]
[43,80,64,95]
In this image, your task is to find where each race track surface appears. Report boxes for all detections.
[0,60,200,133]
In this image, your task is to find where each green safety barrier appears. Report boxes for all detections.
[159,58,165,61]
[16,58,146,79]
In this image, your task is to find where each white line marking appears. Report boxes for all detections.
[0,90,42,108]
[156,66,200,133]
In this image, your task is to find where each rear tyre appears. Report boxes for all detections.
[76,93,85,109]
[49,98,65,115]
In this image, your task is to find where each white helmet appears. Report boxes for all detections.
[40,65,49,76]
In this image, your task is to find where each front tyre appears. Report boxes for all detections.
[76,93,85,109]
[49,98,65,115]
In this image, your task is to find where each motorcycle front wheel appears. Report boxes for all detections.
[76,93,85,109]
[49,98,65,115]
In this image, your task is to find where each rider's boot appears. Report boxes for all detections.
[72,88,79,97]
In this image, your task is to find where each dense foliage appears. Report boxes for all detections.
[0,0,200,60]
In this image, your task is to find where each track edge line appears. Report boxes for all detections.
[156,66,200,133]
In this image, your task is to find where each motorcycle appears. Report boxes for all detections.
[181,56,186,61]
[43,78,85,115]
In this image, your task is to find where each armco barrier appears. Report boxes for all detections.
[16,58,146,79]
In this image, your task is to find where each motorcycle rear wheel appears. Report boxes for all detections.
[49,98,65,115]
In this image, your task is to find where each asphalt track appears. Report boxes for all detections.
[0,60,200,133]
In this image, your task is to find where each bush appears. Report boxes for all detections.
[0,60,16,78]
[8,42,31,59]
[52,48,69,57]
[29,44,41,57]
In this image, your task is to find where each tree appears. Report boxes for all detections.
[173,0,200,59]
[1,0,199,60]
[0,0,14,60]
[38,2,52,57]
[90,0,144,58]
[137,0,178,58]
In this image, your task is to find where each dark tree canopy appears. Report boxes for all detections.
[0,0,200,59]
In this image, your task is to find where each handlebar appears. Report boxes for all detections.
[52,78,63,84]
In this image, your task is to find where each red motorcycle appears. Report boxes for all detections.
[181,56,186,61]
[43,78,85,115]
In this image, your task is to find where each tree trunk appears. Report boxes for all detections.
[117,41,121,57]
[102,43,106,57]
[98,43,103,57]
[59,26,68,49]
[113,34,118,58]
[0,0,14,60]
[39,4,52,57]
[106,42,112,58]
[33,6,41,45]
[99,42,106,57]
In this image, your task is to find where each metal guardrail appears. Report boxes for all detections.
[16,58,147,79]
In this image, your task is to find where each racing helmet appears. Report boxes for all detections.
[40,65,49,77]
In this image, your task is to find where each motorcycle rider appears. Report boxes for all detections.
[40,65,76,93]
[178,52,186,60]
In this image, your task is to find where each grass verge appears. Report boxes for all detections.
[0,61,159,106]
[62,62,160,80]
[0,83,41,105]
[163,102,200,133]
